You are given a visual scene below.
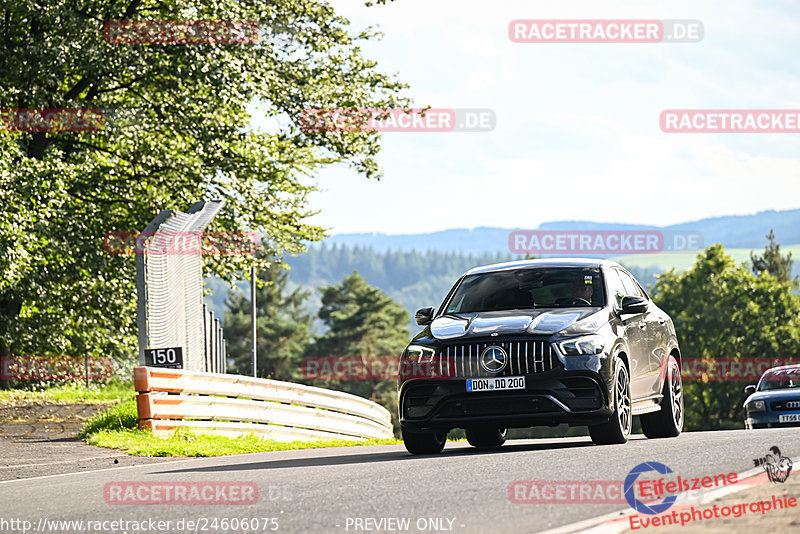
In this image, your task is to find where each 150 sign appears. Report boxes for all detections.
[144,347,184,369]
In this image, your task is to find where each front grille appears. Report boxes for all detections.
[436,340,558,378]
[439,396,561,417]
[770,399,800,411]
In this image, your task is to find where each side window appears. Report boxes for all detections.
[620,271,644,298]
[446,295,465,314]
[438,276,465,315]
[633,278,650,300]
[608,269,627,308]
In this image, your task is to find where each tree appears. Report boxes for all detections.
[312,272,410,358]
[223,264,311,381]
[750,229,797,287]
[652,244,800,430]
[306,271,410,434]
[0,0,409,375]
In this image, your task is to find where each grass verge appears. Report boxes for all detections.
[0,379,134,404]
[85,429,403,457]
[78,399,139,438]
[80,399,403,456]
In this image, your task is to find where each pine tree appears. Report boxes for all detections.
[750,229,797,287]
[306,271,410,434]
[224,266,311,381]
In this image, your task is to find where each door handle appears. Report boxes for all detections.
[638,321,647,330]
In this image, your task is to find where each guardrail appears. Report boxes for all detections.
[134,367,394,441]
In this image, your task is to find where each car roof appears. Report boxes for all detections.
[464,258,621,276]
[761,363,800,375]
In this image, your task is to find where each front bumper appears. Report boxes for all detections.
[399,368,613,433]
[745,413,800,429]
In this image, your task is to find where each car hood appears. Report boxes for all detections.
[747,390,800,404]
[430,309,607,340]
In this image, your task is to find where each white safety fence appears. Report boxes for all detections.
[136,200,225,372]
[134,367,394,441]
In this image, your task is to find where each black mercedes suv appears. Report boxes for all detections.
[398,259,684,454]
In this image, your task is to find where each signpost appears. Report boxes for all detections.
[251,265,257,377]
[144,347,184,369]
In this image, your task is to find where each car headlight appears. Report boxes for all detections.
[559,335,605,356]
[747,400,766,412]
[403,345,436,363]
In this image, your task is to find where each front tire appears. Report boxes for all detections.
[589,357,632,445]
[466,427,507,448]
[402,429,447,455]
[640,356,683,438]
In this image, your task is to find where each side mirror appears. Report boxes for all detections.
[744,384,757,395]
[415,306,436,326]
[620,295,648,315]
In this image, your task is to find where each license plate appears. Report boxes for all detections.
[779,414,800,423]
[466,376,525,393]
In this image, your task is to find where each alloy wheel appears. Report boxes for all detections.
[670,363,684,429]
[617,365,632,436]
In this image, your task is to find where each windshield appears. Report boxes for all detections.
[758,368,800,391]
[443,267,605,314]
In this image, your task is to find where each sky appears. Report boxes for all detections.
[297,0,800,235]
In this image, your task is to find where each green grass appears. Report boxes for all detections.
[0,379,134,404]
[78,398,139,438]
[85,427,402,457]
[79,398,403,456]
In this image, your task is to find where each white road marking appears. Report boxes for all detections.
[0,455,127,469]
[0,457,198,485]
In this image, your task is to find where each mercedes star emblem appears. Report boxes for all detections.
[480,345,508,374]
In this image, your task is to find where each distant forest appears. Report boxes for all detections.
[279,245,659,331]
[284,245,512,331]
[206,244,663,331]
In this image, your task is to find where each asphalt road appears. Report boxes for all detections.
[0,429,798,534]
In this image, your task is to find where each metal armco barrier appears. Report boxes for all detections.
[134,367,394,441]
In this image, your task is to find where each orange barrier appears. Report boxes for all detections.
[134,367,393,441]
